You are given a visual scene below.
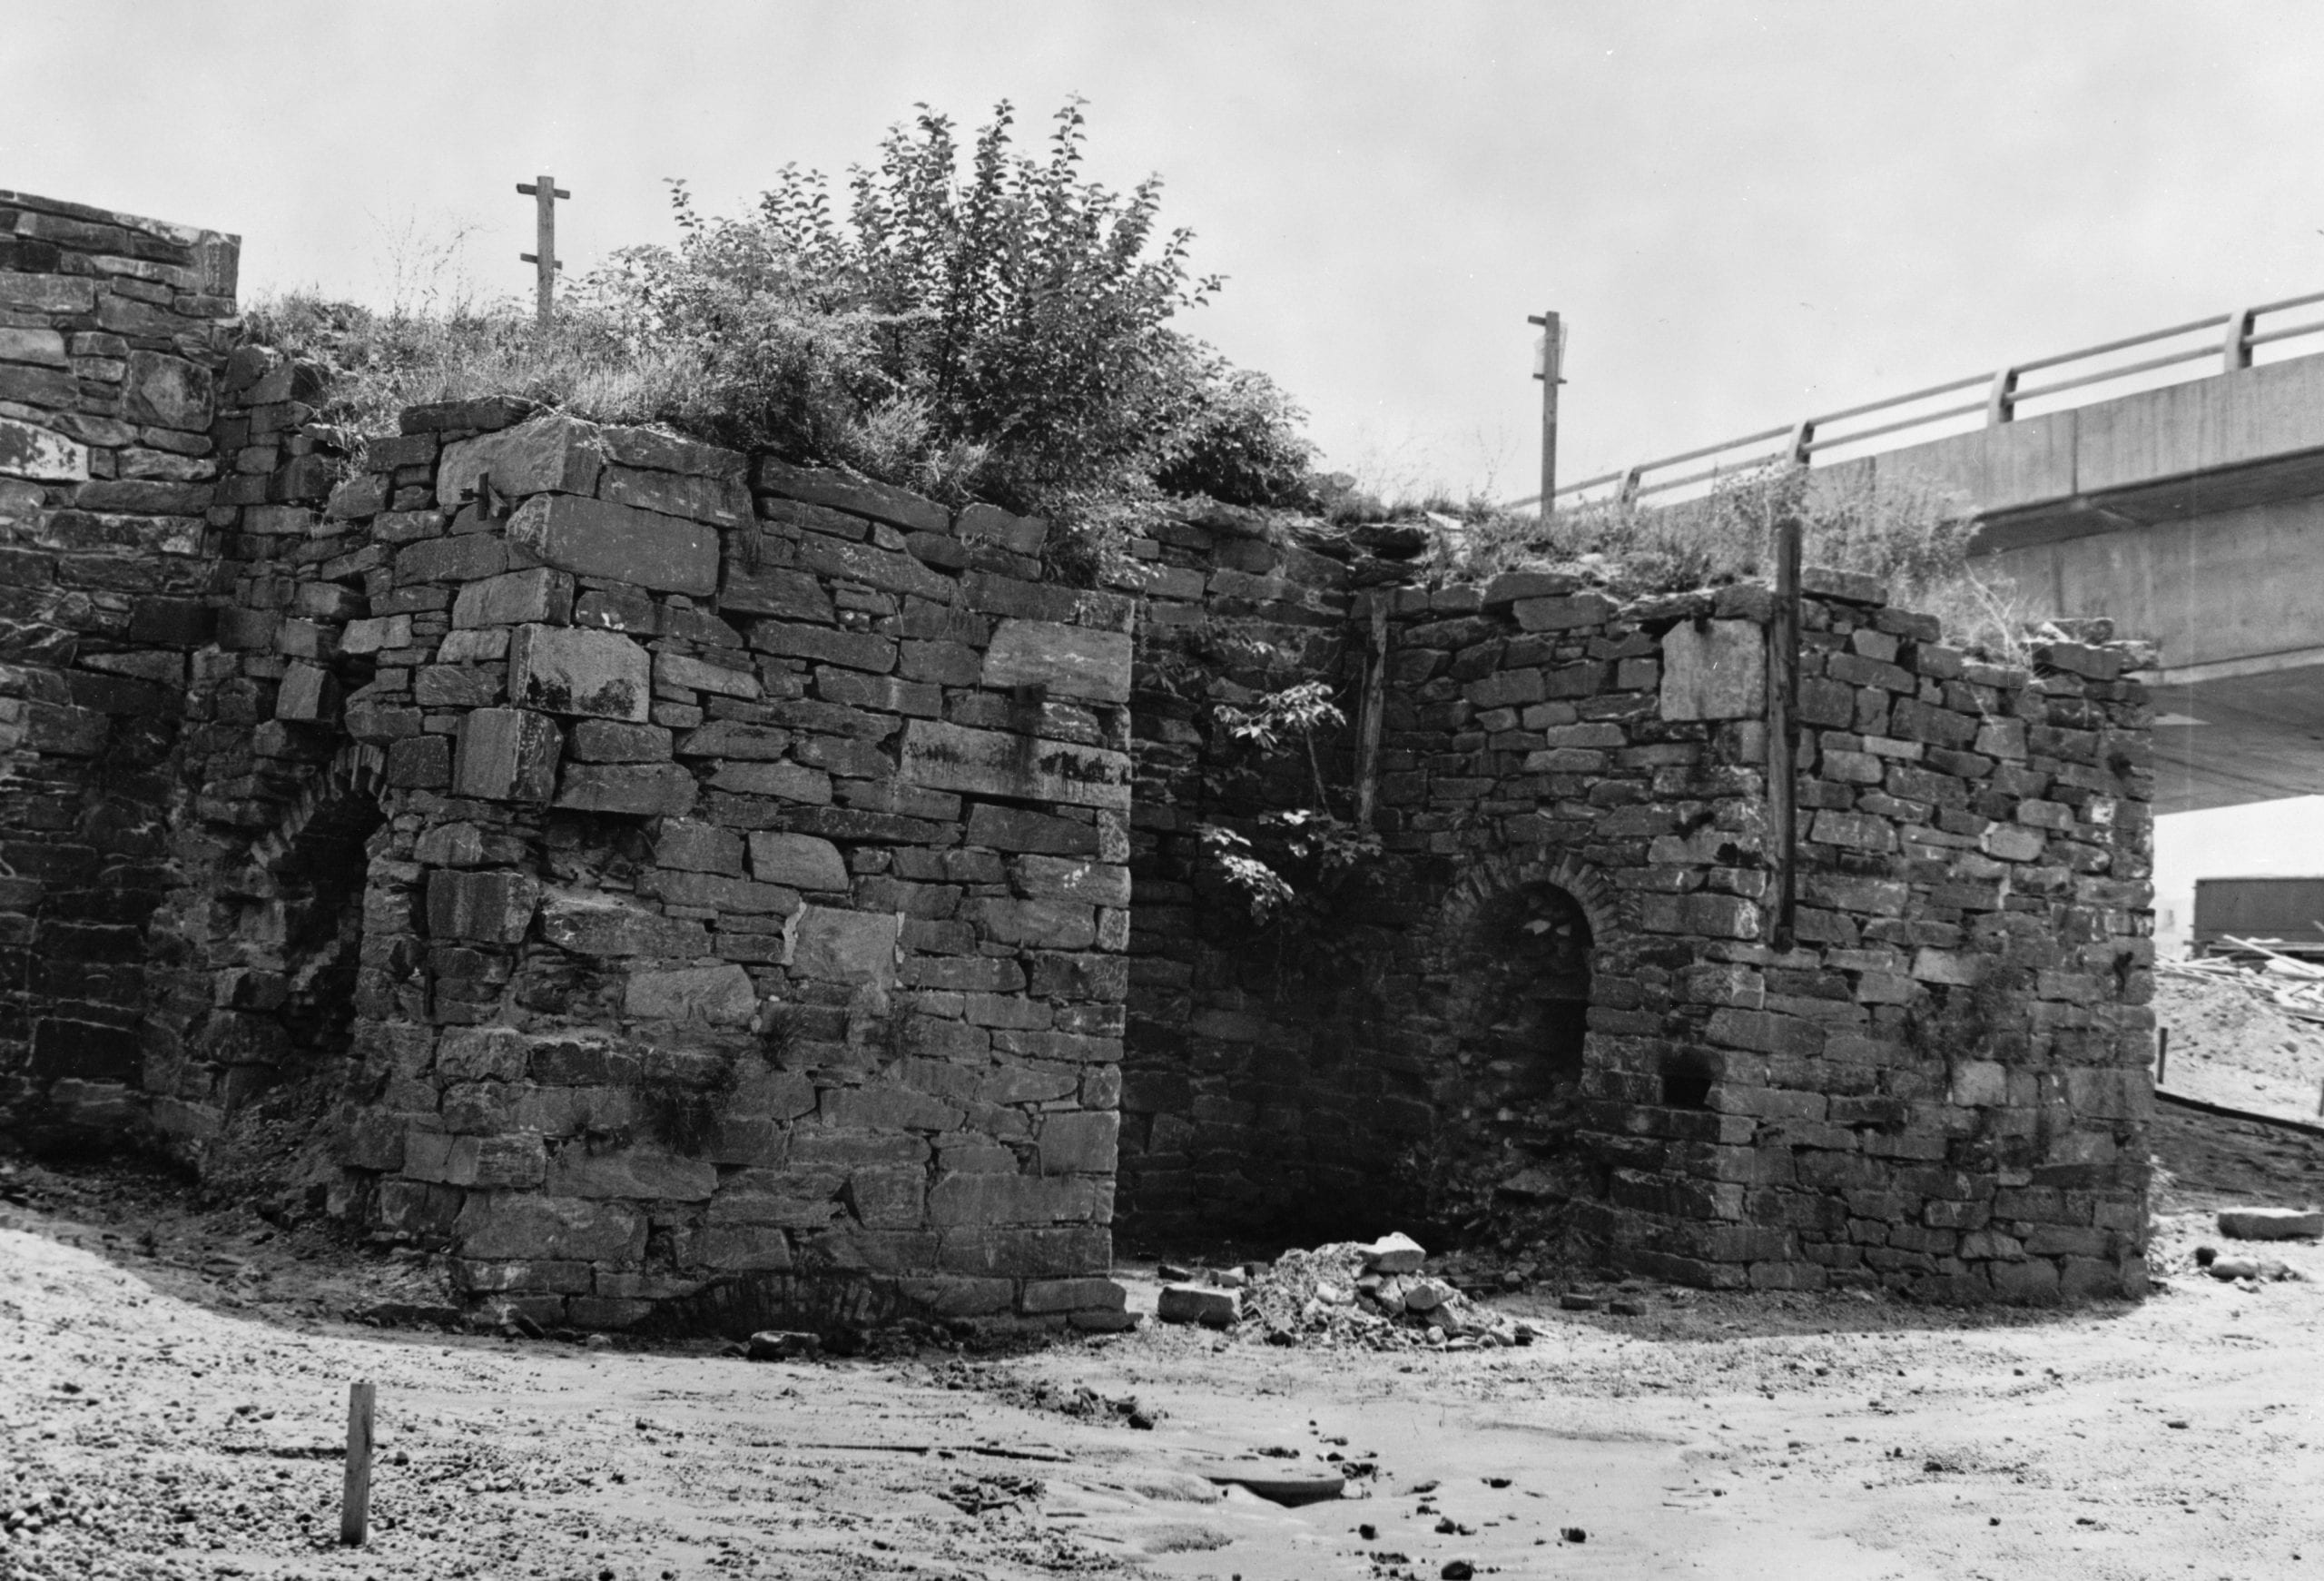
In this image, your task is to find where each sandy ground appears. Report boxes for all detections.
[2155,971,2324,1124]
[4,1121,2322,1581]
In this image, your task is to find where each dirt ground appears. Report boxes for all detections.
[4,1112,2322,1581]
[2155,970,2324,1124]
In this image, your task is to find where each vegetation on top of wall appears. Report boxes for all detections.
[243,99,1315,583]
[1413,463,2033,662]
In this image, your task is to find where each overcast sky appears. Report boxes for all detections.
[13,2,2324,499]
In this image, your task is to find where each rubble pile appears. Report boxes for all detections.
[1237,1234,1538,1350]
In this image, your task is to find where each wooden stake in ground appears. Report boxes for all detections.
[517,175,570,328]
[340,1379,375,1546]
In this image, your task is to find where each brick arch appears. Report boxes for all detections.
[1434,849,1630,959]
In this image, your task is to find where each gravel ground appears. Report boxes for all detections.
[2,1115,2319,1581]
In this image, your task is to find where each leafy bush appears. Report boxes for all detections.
[246,98,1314,576]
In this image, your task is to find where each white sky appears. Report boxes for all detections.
[15,1,2324,499]
[15,1,2324,894]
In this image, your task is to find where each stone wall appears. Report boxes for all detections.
[1119,533,2157,1302]
[0,186,2159,1314]
[0,193,239,1140]
[136,404,1137,1332]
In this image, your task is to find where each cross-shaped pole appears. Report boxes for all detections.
[1529,311,1563,523]
[517,175,570,328]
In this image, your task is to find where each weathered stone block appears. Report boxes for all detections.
[122,350,214,431]
[538,887,708,957]
[452,707,562,802]
[654,819,746,875]
[900,719,1130,811]
[509,624,651,721]
[980,618,1131,704]
[1037,1112,1118,1174]
[273,662,340,724]
[792,906,900,985]
[555,761,698,817]
[453,568,575,628]
[1010,855,1131,907]
[1156,1284,1239,1326]
[437,414,605,505]
[426,869,539,944]
[340,614,413,655]
[1661,619,1765,722]
[0,415,89,482]
[749,832,849,892]
[546,1146,718,1201]
[566,719,672,762]
[507,493,718,595]
[1021,1276,1126,1314]
[625,963,756,1025]
[656,651,761,699]
[454,1192,645,1262]
[699,1224,795,1270]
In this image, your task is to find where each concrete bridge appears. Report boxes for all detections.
[1551,295,2324,815]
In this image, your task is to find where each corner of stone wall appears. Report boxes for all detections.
[0,190,240,1145]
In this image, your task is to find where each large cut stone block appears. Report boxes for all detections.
[625,963,757,1025]
[980,618,1131,704]
[899,719,1130,811]
[554,761,699,817]
[454,1193,645,1262]
[749,833,849,892]
[1661,619,1765,722]
[453,568,575,628]
[123,351,215,432]
[538,887,709,957]
[437,414,605,506]
[426,869,541,943]
[792,906,900,985]
[0,415,88,482]
[453,707,563,801]
[507,493,718,595]
[510,624,651,721]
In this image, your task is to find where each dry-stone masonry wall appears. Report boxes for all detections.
[0,190,2159,1316]
[1119,523,2156,1302]
[0,193,239,1141]
[154,404,1131,1333]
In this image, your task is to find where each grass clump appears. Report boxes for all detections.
[1452,463,2033,660]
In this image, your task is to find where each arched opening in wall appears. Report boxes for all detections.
[1463,882,1594,1103]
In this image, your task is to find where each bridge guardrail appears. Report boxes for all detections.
[1512,286,2324,512]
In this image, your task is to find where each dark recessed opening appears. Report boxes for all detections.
[1661,1072,1713,1110]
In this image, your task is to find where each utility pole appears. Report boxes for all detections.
[1529,311,1563,522]
[516,175,570,328]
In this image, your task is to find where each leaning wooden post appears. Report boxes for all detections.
[1529,311,1563,523]
[1766,512,1802,953]
[340,1379,375,1546]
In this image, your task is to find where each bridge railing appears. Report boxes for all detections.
[1512,287,2324,512]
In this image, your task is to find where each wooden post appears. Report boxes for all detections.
[1353,596,1391,828]
[516,175,570,329]
[2156,1026,2170,1088]
[1529,311,1563,522]
[1766,513,1802,951]
[340,1380,375,1546]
